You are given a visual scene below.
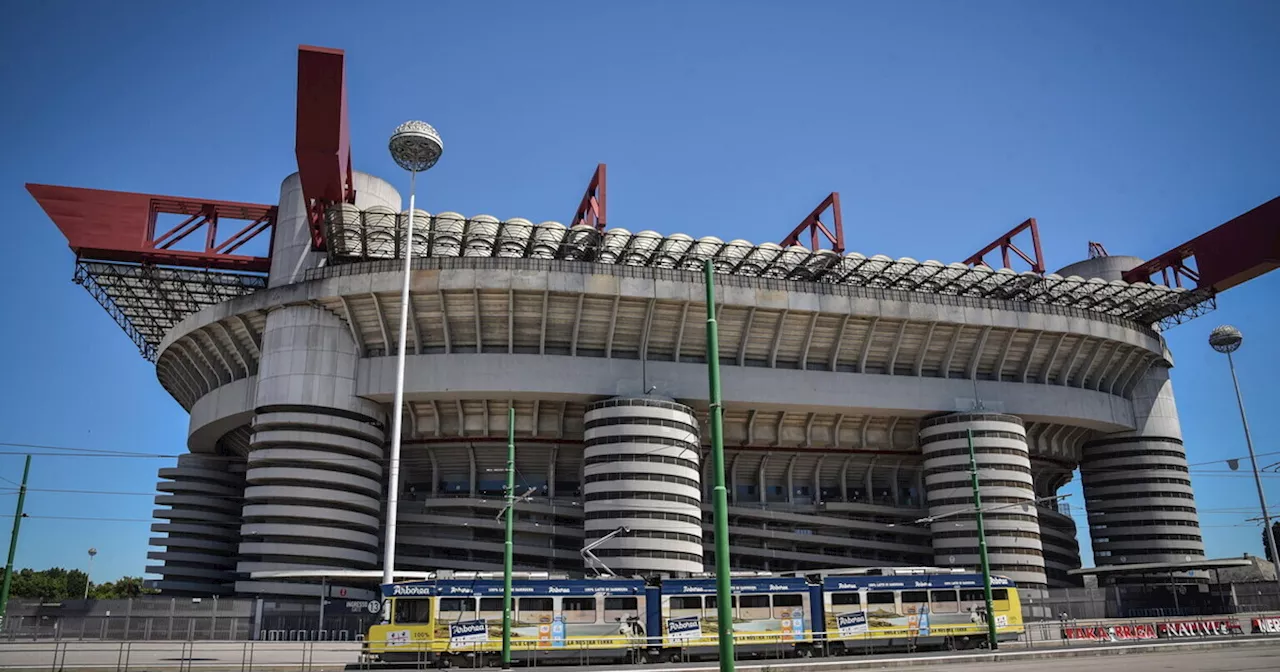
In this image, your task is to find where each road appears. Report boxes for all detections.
[0,638,1276,671]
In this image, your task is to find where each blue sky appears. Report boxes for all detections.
[1,1,1278,583]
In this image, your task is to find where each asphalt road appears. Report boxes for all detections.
[0,638,1276,672]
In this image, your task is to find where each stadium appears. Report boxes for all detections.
[25,46,1279,615]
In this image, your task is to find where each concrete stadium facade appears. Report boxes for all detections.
[145,170,1206,607]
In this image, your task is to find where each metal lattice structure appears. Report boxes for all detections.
[73,261,267,361]
[323,209,1211,327]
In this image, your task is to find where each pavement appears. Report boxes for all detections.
[0,637,1276,671]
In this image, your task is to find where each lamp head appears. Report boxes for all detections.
[1209,325,1243,354]
[389,120,443,173]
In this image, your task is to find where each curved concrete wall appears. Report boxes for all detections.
[147,454,245,596]
[234,305,388,597]
[919,413,1047,589]
[1081,363,1204,577]
[1055,256,1144,282]
[268,171,401,288]
[583,398,703,576]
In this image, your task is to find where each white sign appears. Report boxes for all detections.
[386,630,410,646]
[367,600,381,614]
[668,617,702,642]
[450,620,489,645]
[837,611,868,636]
[995,615,1008,627]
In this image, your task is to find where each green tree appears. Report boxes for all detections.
[8,567,88,600]
[4,568,157,600]
[1265,522,1280,563]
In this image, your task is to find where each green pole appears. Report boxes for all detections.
[966,429,998,650]
[502,407,515,669]
[704,259,736,672]
[0,455,32,630]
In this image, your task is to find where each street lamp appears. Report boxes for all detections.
[1209,325,1280,590]
[84,548,97,600]
[383,121,444,597]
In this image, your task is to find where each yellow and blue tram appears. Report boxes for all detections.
[365,569,1024,664]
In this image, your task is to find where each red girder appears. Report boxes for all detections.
[780,192,844,254]
[295,45,355,251]
[26,184,275,273]
[570,163,607,231]
[964,218,1046,274]
[1123,196,1280,291]
[1088,241,1109,259]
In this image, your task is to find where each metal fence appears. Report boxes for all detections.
[0,596,384,643]
[1035,581,1280,621]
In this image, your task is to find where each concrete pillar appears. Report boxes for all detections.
[919,412,1048,590]
[1081,362,1204,580]
[582,397,703,576]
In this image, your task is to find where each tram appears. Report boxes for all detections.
[364,568,1024,665]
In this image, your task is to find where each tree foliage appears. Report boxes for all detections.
[4,568,156,600]
[1266,522,1280,563]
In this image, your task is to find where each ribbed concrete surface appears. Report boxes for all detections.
[920,413,1047,589]
[583,397,703,575]
[1081,364,1204,575]
[147,454,245,595]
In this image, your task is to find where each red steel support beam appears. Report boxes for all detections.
[964,218,1046,274]
[1088,241,1109,259]
[780,192,844,254]
[27,184,275,273]
[570,163,607,231]
[1122,196,1280,292]
[295,45,355,251]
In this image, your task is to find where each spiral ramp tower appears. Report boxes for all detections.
[147,454,246,596]
[582,398,704,577]
[1080,363,1205,580]
[919,412,1049,615]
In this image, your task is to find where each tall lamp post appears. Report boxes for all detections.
[383,121,444,601]
[84,548,97,600]
[1209,325,1280,591]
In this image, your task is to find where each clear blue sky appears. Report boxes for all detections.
[2,1,1278,583]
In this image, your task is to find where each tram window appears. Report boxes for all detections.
[866,592,895,607]
[929,590,959,613]
[670,595,702,618]
[438,598,474,621]
[705,595,737,609]
[395,598,433,625]
[605,597,639,623]
[772,593,803,618]
[901,591,928,606]
[478,597,504,621]
[562,597,597,624]
[960,590,985,602]
[831,592,861,607]
[991,589,1010,610]
[738,595,770,620]
[518,597,554,623]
